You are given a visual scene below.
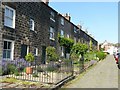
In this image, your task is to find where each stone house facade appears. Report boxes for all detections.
[1,1,98,63]
[1,2,51,64]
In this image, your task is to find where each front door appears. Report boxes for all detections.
[41,46,46,64]
[21,44,27,58]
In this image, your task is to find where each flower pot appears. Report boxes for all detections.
[26,67,33,74]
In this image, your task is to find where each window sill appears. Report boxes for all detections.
[50,18,56,22]
[50,38,55,41]
[30,30,37,33]
[2,58,13,60]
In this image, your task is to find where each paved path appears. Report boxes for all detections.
[64,55,118,88]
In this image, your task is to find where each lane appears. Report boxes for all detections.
[64,55,118,88]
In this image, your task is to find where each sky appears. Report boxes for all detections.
[49,2,118,44]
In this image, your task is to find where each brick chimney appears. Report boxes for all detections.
[42,0,49,5]
[77,24,82,29]
[62,13,71,21]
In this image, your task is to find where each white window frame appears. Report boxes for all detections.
[50,27,55,40]
[30,19,34,31]
[67,34,69,38]
[34,48,38,56]
[61,46,64,57]
[74,27,77,33]
[60,30,64,37]
[50,11,55,22]
[4,5,16,29]
[27,46,29,55]
[3,39,14,60]
[74,37,77,44]
[61,17,64,25]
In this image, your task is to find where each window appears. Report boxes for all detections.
[50,27,55,40]
[60,30,64,37]
[21,44,29,58]
[4,6,15,28]
[30,19,34,31]
[50,11,55,22]
[34,48,38,56]
[61,17,64,25]
[74,37,77,44]
[61,46,64,57]
[67,34,69,38]
[3,40,14,60]
[74,27,77,33]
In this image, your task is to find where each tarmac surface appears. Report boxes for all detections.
[63,55,118,88]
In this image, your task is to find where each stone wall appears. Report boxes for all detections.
[2,2,50,60]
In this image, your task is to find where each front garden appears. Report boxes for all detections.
[0,37,107,88]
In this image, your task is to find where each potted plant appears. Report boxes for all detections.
[25,53,35,74]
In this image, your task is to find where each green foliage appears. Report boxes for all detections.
[89,40,93,51]
[96,51,107,60]
[32,73,38,77]
[14,69,21,76]
[46,46,59,62]
[23,68,26,72]
[71,52,79,61]
[45,65,58,72]
[0,68,2,76]
[84,51,97,61]
[25,53,35,62]
[58,36,74,53]
[8,64,16,74]
[37,66,44,72]
[100,48,104,52]
[71,43,88,55]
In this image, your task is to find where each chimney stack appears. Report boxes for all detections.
[42,0,49,5]
[77,24,82,29]
[62,13,71,21]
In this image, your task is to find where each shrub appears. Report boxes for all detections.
[14,69,21,76]
[84,51,97,61]
[1,59,29,75]
[71,43,88,55]
[37,66,44,72]
[0,67,2,76]
[71,53,79,61]
[46,63,59,72]
[58,36,74,53]
[46,46,59,62]
[8,64,16,74]
[32,73,38,77]
[25,53,35,63]
[96,51,107,60]
[46,66,57,72]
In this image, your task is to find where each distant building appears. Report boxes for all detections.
[100,40,117,55]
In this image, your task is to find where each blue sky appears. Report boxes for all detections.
[49,2,118,44]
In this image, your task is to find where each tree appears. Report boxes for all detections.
[89,40,93,51]
[46,46,59,62]
[58,35,74,53]
[71,43,88,56]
